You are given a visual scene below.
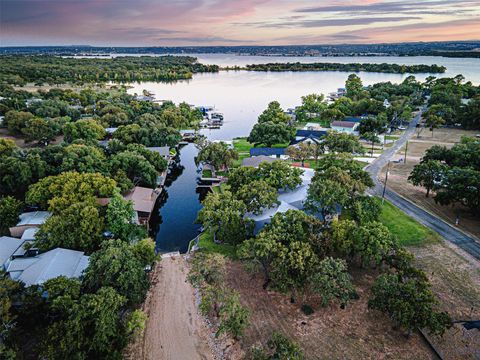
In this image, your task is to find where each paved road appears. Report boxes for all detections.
[365,108,480,260]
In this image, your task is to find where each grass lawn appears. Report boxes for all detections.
[197,232,237,259]
[202,169,213,178]
[376,197,441,247]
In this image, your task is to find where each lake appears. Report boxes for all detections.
[130,53,480,252]
[128,54,480,140]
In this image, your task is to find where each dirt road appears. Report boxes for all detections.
[127,256,214,360]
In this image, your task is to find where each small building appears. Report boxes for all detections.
[105,127,118,135]
[134,94,155,102]
[6,248,89,287]
[383,99,391,108]
[179,129,196,141]
[124,186,161,226]
[303,122,325,131]
[9,211,51,238]
[330,121,360,134]
[250,147,286,159]
[242,155,279,168]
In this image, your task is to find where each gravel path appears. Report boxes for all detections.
[365,108,480,260]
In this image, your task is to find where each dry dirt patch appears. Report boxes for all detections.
[225,262,435,360]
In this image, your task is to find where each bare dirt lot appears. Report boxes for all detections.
[380,128,480,239]
[410,242,480,359]
[226,262,435,360]
[125,256,214,360]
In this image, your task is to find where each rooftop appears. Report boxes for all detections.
[295,130,327,138]
[242,155,279,168]
[146,146,170,158]
[16,211,51,226]
[6,248,89,286]
[124,186,160,214]
[331,121,358,128]
[344,117,362,123]
[250,148,286,157]
[0,236,24,269]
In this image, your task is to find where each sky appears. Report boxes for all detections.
[1,0,479,46]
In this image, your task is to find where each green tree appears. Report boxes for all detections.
[256,161,303,191]
[425,114,445,138]
[345,74,365,101]
[63,118,106,143]
[235,180,279,215]
[110,150,158,188]
[286,143,314,167]
[227,166,259,193]
[369,272,452,336]
[35,201,104,253]
[322,131,365,154]
[60,144,108,174]
[0,196,22,235]
[247,121,293,147]
[4,110,34,135]
[252,332,304,360]
[408,160,447,197]
[296,94,327,122]
[0,153,47,197]
[22,117,57,144]
[217,291,249,339]
[196,142,238,171]
[42,287,127,360]
[0,138,17,158]
[0,272,23,359]
[188,252,226,287]
[131,238,156,267]
[348,195,381,224]
[82,240,150,305]
[305,177,348,223]
[353,221,395,266]
[196,190,252,245]
[105,190,140,241]
[309,257,356,307]
[26,171,116,212]
[258,101,290,124]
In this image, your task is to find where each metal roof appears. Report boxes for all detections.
[16,211,51,226]
[241,155,278,168]
[331,121,358,128]
[7,248,89,286]
[146,146,170,158]
[0,236,24,269]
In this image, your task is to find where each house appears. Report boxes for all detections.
[134,94,155,102]
[242,155,279,168]
[291,130,327,145]
[124,186,161,226]
[9,211,51,238]
[383,99,391,108]
[330,121,360,134]
[246,168,316,233]
[250,148,286,158]
[343,117,362,123]
[303,122,325,131]
[25,98,43,107]
[105,127,118,135]
[6,248,89,287]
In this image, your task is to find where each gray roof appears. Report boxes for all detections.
[242,155,278,168]
[16,211,51,226]
[21,227,38,241]
[0,236,24,269]
[6,248,89,286]
[146,146,170,158]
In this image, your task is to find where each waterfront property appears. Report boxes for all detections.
[292,129,327,145]
[124,186,161,227]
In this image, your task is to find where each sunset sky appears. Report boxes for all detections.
[1,0,479,46]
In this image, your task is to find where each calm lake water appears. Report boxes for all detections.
[132,53,480,252]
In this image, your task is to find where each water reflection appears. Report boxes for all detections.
[150,143,207,253]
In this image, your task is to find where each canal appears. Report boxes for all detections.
[149,143,208,253]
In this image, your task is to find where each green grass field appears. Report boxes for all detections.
[376,197,441,247]
[202,169,213,178]
[197,232,237,259]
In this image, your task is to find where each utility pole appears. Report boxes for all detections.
[404,141,409,164]
[382,161,390,205]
